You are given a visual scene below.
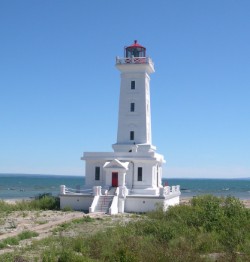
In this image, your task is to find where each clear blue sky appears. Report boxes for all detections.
[0,0,249,178]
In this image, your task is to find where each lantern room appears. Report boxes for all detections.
[125,40,146,58]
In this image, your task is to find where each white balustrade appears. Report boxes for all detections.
[161,185,180,197]
[61,185,93,195]
[116,56,154,67]
[93,186,102,196]
[165,186,170,195]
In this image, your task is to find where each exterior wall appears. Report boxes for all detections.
[59,194,180,213]
[132,161,158,189]
[85,160,106,187]
[115,65,154,148]
[124,162,133,188]
[60,195,93,211]
[164,195,180,210]
[124,196,180,213]
[83,152,165,191]
[152,165,163,187]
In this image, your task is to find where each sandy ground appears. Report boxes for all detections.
[0,197,249,255]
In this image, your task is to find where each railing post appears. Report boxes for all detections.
[60,185,66,195]
[93,186,102,196]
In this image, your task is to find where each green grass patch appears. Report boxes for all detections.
[62,206,73,212]
[53,216,95,234]
[0,196,60,213]
[0,230,39,249]
[18,230,39,241]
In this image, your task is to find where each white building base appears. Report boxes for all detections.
[59,185,180,214]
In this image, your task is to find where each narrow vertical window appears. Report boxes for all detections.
[95,167,100,180]
[138,167,143,181]
[130,102,135,112]
[130,131,134,140]
[131,80,135,89]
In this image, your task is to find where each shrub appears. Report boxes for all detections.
[29,196,60,210]
[0,196,60,212]
[18,230,39,241]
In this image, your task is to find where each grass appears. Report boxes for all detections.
[0,196,60,214]
[0,195,249,261]
[53,216,95,234]
[0,231,39,249]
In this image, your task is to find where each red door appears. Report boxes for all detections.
[112,172,118,187]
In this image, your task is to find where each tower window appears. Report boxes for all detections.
[130,103,135,112]
[138,167,143,181]
[95,167,100,180]
[130,131,134,140]
[131,81,135,89]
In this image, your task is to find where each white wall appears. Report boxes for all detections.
[125,196,179,213]
[132,161,156,188]
[60,195,93,211]
[125,196,164,213]
[116,68,153,145]
[85,160,106,187]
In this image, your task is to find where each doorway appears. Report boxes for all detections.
[112,172,118,187]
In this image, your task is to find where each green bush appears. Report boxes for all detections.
[29,196,60,210]
[0,196,60,212]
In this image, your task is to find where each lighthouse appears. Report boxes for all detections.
[113,40,155,153]
[60,41,180,213]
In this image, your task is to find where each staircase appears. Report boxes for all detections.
[95,195,114,213]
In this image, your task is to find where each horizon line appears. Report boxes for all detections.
[0,172,249,180]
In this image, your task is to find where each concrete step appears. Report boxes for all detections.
[94,196,114,213]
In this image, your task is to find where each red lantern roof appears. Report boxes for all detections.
[127,40,145,49]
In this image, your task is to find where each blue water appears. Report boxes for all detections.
[0,174,84,200]
[166,178,250,199]
[0,174,250,200]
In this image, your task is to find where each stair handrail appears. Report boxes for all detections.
[109,196,118,215]
[89,195,99,213]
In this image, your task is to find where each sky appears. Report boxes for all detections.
[0,0,249,178]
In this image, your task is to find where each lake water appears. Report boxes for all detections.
[0,174,250,200]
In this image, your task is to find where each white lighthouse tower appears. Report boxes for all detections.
[113,40,154,153]
[60,41,180,213]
